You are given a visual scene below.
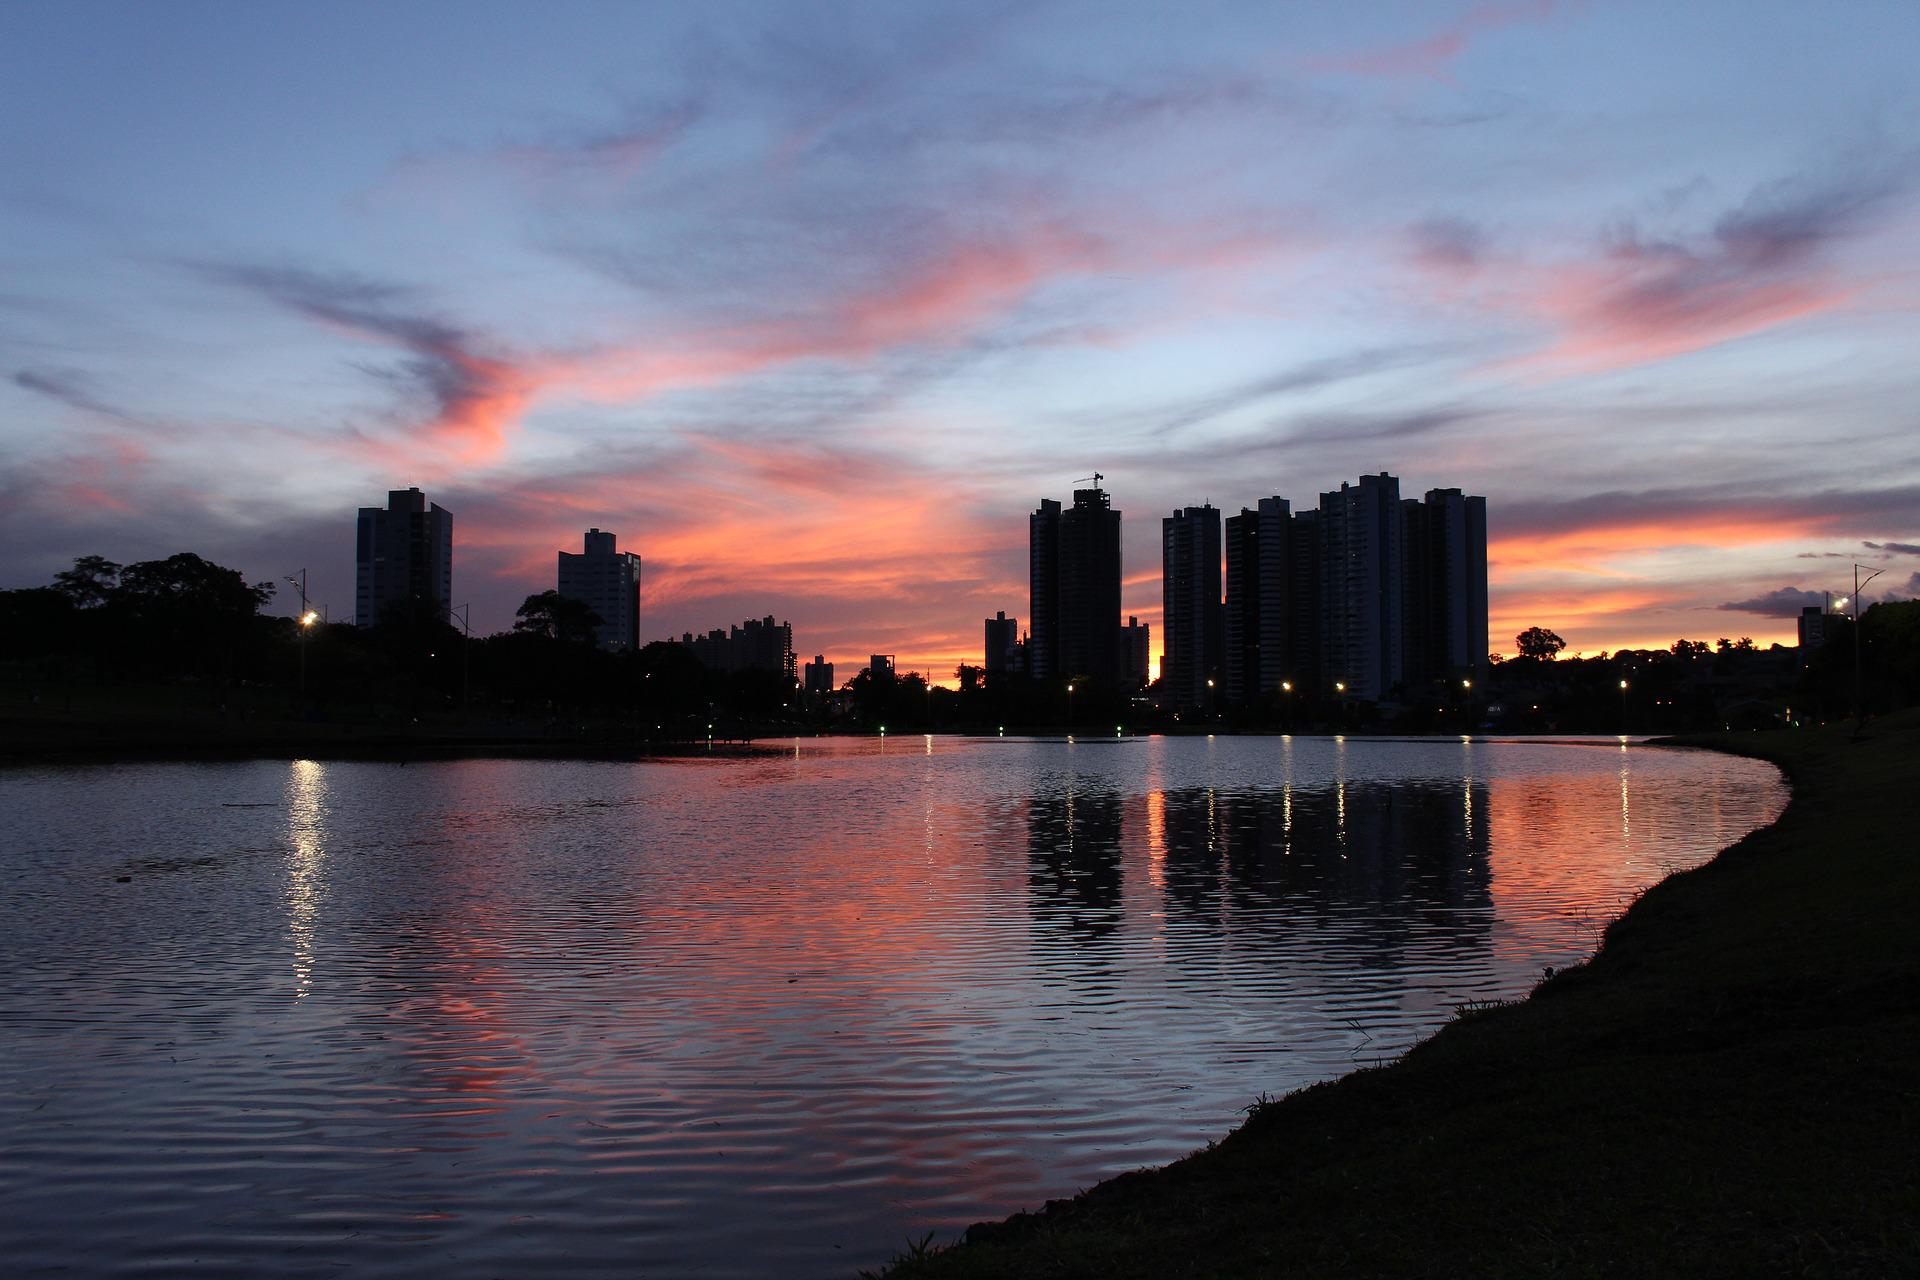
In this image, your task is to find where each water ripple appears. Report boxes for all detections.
[0,737,1783,1278]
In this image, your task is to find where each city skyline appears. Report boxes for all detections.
[6,3,1920,678]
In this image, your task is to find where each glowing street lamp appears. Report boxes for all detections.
[1067,682,1075,730]
[283,569,315,696]
[1619,678,1630,733]
[1849,563,1883,721]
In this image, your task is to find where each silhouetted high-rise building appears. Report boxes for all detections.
[557,528,641,651]
[1121,615,1151,687]
[1224,497,1297,705]
[1162,505,1223,708]
[680,616,795,683]
[355,487,452,627]
[803,654,835,694]
[1401,490,1488,689]
[1029,499,1061,680]
[985,611,1019,676]
[1287,508,1322,694]
[1029,484,1122,684]
[1319,474,1404,701]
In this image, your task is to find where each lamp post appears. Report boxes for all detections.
[1619,678,1629,734]
[1850,563,1884,722]
[1461,677,1473,735]
[1066,682,1075,732]
[1281,679,1293,730]
[1334,680,1347,728]
[451,603,472,709]
[283,570,318,696]
[1206,677,1215,724]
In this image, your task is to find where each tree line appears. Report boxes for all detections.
[3,552,1916,737]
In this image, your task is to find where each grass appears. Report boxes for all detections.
[876,712,1920,1278]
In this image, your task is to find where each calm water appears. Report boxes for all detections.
[0,736,1783,1278]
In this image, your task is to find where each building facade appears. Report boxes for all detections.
[984,611,1019,676]
[1318,474,1405,701]
[1223,496,1296,705]
[355,487,452,627]
[1401,489,1489,689]
[1162,505,1223,708]
[803,655,835,694]
[556,528,641,651]
[1029,485,1123,684]
[679,616,796,683]
[1121,615,1151,687]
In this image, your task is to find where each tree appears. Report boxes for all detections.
[114,553,274,614]
[1671,639,1711,661]
[52,555,122,608]
[110,553,275,682]
[1515,626,1567,661]
[513,591,603,645]
[955,664,984,693]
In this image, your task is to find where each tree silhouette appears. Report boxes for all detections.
[1516,626,1567,661]
[52,555,121,608]
[513,591,604,645]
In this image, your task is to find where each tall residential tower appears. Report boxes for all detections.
[1318,474,1404,701]
[557,528,642,651]
[1029,484,1122,684]
[1162,504,1223,708]
[355,487,452,627]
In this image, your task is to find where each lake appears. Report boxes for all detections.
[0,735,1785,1278]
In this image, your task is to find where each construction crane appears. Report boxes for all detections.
[1072,472,1105,489]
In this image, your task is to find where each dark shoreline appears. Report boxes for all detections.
[874,714,1920,1277]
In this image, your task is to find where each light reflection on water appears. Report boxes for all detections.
[0,737,1783,1278]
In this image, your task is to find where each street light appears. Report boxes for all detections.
[1067,682,1075,730]
[1462,677,1474,734]
[1281,679,1293,728]
[450,603,472,709]
[1850,563,1884,721]
[283,570,313,696]
[1206,676,1215,721]
[1619,678,1630,734]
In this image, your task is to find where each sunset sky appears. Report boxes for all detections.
[4,1,1918,680]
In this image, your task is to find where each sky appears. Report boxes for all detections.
[4,0,1919,681]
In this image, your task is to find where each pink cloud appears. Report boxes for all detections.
[1511,252,1853,375]
[447,433,1018,675]
[1314,1,1567,80]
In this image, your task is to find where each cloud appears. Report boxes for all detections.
[1864,540,1920,557]
[13,369,141,423]
[1409,216,1486,274]
[1051,343,1456,442]
[1490,483,1920,571]
[435,429,1016,671]
[1311,0,1568,80]
[1719,587,1826,618]
[202,264,542,468]
[368,103,703,209]
[1431,160,1918,375]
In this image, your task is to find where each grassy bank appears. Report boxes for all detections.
[877,713,1920,1278]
